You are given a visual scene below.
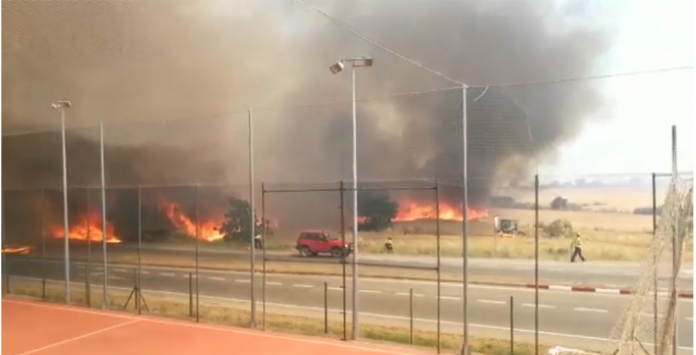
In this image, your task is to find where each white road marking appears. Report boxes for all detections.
[207,276,225,281]
[141,271,150,275]
[574,307,608,313]
[292,284,314,288]
[522,303,555,309]
[394,292,425,297]
[549,285,572,292]
[114,268,127,273]
[234,279,250,283]
[266,281,283,286]
[477,299,505,305]
[160,272,176,277]
[328,287,344,291]
[641,313,664,318]
[686,317,693,321]
[439,296,461,301]
[359,290,382,294]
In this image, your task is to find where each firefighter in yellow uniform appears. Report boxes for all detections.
[570,232,585,262]
[385,237,394,254]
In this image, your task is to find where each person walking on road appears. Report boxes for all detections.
[570,232,585,262]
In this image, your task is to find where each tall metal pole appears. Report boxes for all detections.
[248,107,257,328]
[100,123,108,309]
[60,107,71,303]
[350,65,360,340]
[652,172,658,354]
[534,174,540,355]
[671,125,678,355]
[460,85,470,355]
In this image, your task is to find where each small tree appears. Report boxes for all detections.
[550,196,569,210]
[544,219,574,238]
[357,191,398,232]
[220,197,273,242]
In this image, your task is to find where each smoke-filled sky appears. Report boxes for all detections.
[1,0,693,207]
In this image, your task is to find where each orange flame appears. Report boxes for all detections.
[394,202,488,222]
[49,212,122,244]
[161,202,224,242]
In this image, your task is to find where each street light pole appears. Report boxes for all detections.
[459,86,469,355]
[350,64,359,340]
[52,100,72,304]
[329,56,372,341]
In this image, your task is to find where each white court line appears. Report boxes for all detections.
[15,318,140,355]
[292,284,314,288]
[328,287,344,291]
[266,281,283,286]
[574,307,608,313]
[234,279,251,283]
[359,290,382,294]
[522,303,555,309]
[207,276,225,281]
[113,269,127,273]
[477,299,505,305]
[159,273,176,277]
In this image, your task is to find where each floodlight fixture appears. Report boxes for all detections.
[51,100,72,109]
[329,56,373,75]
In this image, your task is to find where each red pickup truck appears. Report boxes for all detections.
[295,229,353,258]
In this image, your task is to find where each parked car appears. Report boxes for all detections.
[295,229,352,258]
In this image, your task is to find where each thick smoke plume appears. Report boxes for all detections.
[2,0,609,238]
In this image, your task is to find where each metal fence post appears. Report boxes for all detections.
[324,282,329,334]
[435,180,441,354]
[339,181,347,341]
[261,182,267,331]
[534,174,540,355]
[86,188,91,307]
[41,189,47,301]
[409,288,414,345]
[510,295,514,355]
[194,185,200,323]
[189,272,193,318]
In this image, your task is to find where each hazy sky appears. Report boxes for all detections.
[544,0,694,178]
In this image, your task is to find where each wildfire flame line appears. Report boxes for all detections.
[161,202,225,242]
[49,211,121,244]
[393,202,488,222]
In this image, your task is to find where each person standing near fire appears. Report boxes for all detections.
[570,232,585,262]
[385,237,394,253]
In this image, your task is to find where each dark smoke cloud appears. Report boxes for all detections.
[2,0,610,230]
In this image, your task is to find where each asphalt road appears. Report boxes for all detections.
[5,257,693,352]
[127,243,694,290]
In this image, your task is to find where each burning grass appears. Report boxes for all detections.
[5,278,551,355]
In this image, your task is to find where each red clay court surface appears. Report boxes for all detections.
[2,299,435,355]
